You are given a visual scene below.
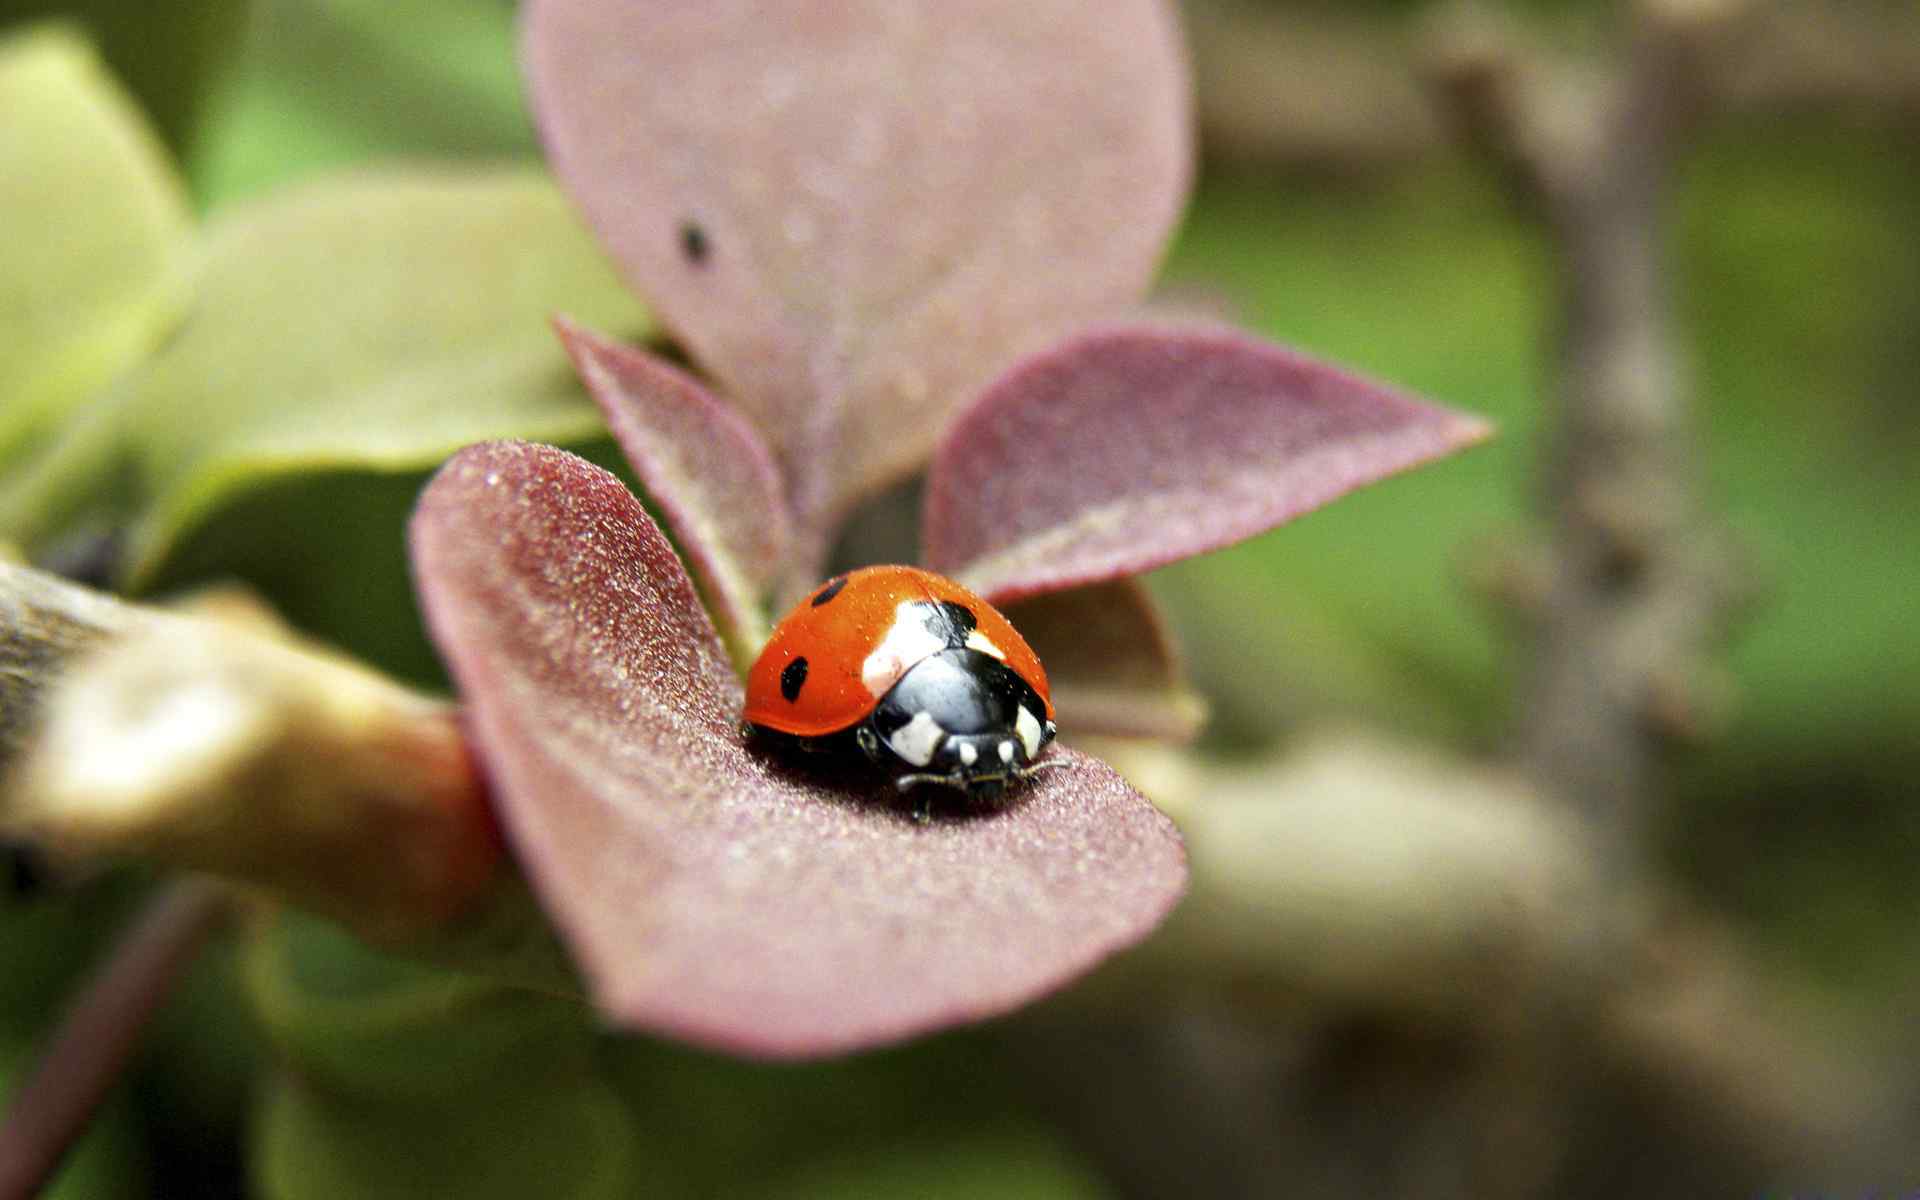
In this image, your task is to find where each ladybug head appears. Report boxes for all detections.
[859,647,1060,806]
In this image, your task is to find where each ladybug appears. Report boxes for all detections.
[745,565,1058,818]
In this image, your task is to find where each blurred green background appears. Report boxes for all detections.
[3,0,1915,1195]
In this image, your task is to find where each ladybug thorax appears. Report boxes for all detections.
[860,598,1002,698]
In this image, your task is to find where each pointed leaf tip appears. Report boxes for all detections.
[410,442,1186,1057]
[553,317,789,657]
[1003,580,1207,742]
[924,323,1494,602]
[523,0,1192,535]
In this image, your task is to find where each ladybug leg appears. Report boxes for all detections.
[893,774,942,823]
[969,778,1007,808]
[895,770,968,822]
[895,775,936,825]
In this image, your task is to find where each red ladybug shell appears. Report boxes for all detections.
[745,565,1052,739]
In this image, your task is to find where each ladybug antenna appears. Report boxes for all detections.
[894,771,969,794]
[1014,758,1069,781]
[893,756,1067,795]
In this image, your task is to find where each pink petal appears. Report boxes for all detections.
[923,323,1494,602]
[1003,580,1205,742]
[408,442,1187,1058]
[523,0,1192,551]
[553,317,790,647]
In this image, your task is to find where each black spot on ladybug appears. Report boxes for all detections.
[810,575,849,607]
[918,600,977,648]
[680,220,710,265]
[780,656,809,702]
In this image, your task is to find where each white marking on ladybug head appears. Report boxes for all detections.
[957,741,979,767]
[998,739,1016,764]
[964,629,1006,660]
[862,601,947,697]
[887,710,945,768]
[1015,705,1042,760]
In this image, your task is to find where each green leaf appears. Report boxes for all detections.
[1,0,250,158]
[0,871,143,1027]
[191,0,533,205]
[744,1127,1110,1200]
[243,911,584,1101]
[0,26,190,476]
[4,165,651,584]
[255,1065,645,1200]
[601,1033,1048,1195]
[246,912,653,1200]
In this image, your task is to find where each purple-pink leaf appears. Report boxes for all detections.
[1003,580,1205,742]
[553,316,790,651]
[523,0,1192,555]
[923,324,1494,603]
[408,441,1187,1058]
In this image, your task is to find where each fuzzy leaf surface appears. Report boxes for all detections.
[409,441,1187,1058]
[924,324,1494,602]
[523,0,1191,547]
[553,318,790,655]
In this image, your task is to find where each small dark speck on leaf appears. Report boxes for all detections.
[680,220,710,265]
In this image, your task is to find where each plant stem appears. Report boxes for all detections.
[0,879,231,1200]
[1433,0,1747,883]
[1184,0,1920,178]
[0,563,145,771]
[1422,4,1753,1190]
